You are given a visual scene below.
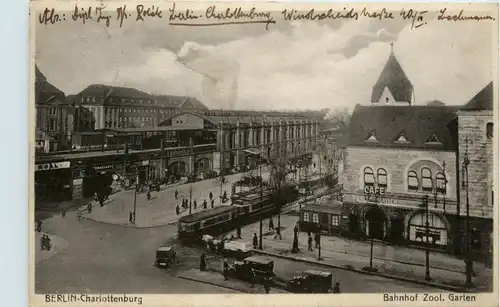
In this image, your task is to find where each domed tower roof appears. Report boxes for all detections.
[371,45,413,105]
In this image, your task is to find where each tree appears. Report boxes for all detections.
[324,107,351,131]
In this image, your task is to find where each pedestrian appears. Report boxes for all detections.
[147,191,151,201]
[46,235,52,251]
[308,234,313,251]
[237,227,242,239]
[176,205,180,216]
[129,212,133,224]
[209,192,213,200]
[222,191,227,201]
[175,190,179,200]
[40,235,45,251]
[250,268,256,288]
[269,217,274,231]
[203,199,207,210]
[200,253,207,271]
[223,258,229,280]
[61,210,66,218]
[193,200,197,210]
[87,203,92,214]
[314,233,320,248]
[211,199,214,208]
[253,233,258,249]
[333,282,341,293]
[264,277,271,294]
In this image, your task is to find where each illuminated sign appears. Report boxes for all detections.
[355,194,398,205]
[35,161,70,171]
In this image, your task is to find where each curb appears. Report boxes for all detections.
[174,275,249,293]
[79,215,176,229]
[251,249,474,293]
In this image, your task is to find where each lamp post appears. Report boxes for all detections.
[259,152,263,250]
[132,168,138,224]
[462,135,473,287]
[189,184,193,215]
[424,194,431,281]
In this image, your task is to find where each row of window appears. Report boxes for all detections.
[81,96,167,105]
[363,167,446,193]
[302,212,341,226]
[104,107,177,115]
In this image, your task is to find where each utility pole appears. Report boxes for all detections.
[425,194,431,281]
[259,151,263,250]
[132,168,138,224]
[189,185,192,215]
[462,135,473,287]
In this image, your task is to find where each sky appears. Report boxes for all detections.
[35,6,495,111]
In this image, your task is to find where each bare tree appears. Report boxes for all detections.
[324,107,351,131]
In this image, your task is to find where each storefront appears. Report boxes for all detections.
[35,161,72,204]
[407,212,449,247]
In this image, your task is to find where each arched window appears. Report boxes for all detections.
[408,171,419,191]
[487,122,493,139]
[421,168,433,192]
[377,168,387,188]
[363,167,375,187]
[436,173,446,193]
[312,213,319,223]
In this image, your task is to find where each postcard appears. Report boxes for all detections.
[30,1,498,306]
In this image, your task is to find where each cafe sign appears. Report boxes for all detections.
[364,186,386,195]
[35,161,70,172]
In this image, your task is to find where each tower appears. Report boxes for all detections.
[371,43,414,106]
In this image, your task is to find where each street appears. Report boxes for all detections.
[35,212,237,294]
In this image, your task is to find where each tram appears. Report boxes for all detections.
[177,187,298,240]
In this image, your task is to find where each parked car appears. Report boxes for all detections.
[223,241,252,260]
[154,246,176,268]
[287,270,333,293]
[229,256,275,283]
[148,180,161,192]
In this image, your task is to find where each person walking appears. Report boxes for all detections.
[40,235,45,251]
[209,192,213,201]
[200,253,207,271]
[264,277,271,294]
[45,235,52,251]
[250,268,256,288]
[223,258,229,280]
[237,227,242,239]
[268,217,274,231]
[175,190,179,200]
[211,199,215,208]
[314,232,320,248]
[87,203,92,214]
[308,234,313,251]
[203,199,207,210]
[333,282,341,293]
[129,212,133,224]
[146,191,151,201]
[176,205,180,216]
[193,199,197,210]
[253,233,258,249]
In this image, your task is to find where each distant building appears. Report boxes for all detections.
[158,110,320,175]
[73,84,209,130]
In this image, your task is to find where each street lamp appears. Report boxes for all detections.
[462,135,474,287]
[424,194,431,281]
[259,152,264,250]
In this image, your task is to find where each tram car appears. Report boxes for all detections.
[178,187,299,240]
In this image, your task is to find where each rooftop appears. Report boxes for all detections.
[348,105,458,150]
[460,82,493,111]
[371,52,413,103]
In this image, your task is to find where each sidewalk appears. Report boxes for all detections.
[81,172,248,227]
[34,231,68,264]
[235,216,492,292]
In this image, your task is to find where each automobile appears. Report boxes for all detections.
[229,256,275,283]
[223,241,252,260]
[154,246,176,268]
[287,270,333,293]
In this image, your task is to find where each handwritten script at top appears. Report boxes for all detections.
[38,4,496,30]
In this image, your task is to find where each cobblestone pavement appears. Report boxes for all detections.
[230,214,493,292]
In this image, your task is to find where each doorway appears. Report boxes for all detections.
[365,207,386,240]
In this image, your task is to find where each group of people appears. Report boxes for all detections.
[176,190,227,216]
[40,234,52,251]
[307,232,321,251]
